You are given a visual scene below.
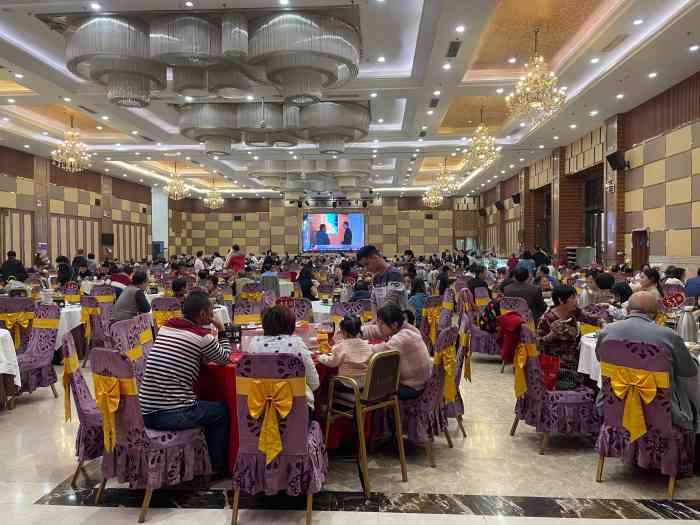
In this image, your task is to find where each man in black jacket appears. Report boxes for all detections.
[503,266,548,321]
[532,246,549,269]
[1,250,27,283]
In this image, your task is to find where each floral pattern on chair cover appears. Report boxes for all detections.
[151,296,182,333]
[90,285,116,301]
[109,314,152,386]
[233,299,264,325]
[513,322,600,438]
[17,304,60,394]
[61,332,103,479]
[439,327,466,431]
[595,339,695,479]
[274,298,312,322]
[582,304,613,324]
[80,295,108,351]
[460,304,499,355]
[232,354,328,496]
[59,283,81,303]
[439,288,456,330]
[329,299,372,327]
[0,297,35,353]
[90,347,211,491]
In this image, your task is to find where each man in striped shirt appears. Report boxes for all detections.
[140,291,231,473]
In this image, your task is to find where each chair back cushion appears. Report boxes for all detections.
[234,299,263,325]
[363,350,400,402]
[26,304,60,365]
[62,331,98,423]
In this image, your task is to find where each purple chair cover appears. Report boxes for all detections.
[461,304,499,356]
[90,285,116,300]
[439,327,465,420]
[582,304,613,324]
[399,347,448,445]
[473,286,490,308]
[241,282,264,295]
[329,300,372,321]
[514,323,600,435]
[151,296,182,333]
[279,298,312,322]
[439,288,456,330]
[90,347,211,489]
[17,304,60,394]
[0,297,35,353]
[232,354,328,496]
[80,296,108,348]
[62,332,103,462]
[595,339,695,477]
[219,284,234,321]
[662,283,686,299]
[109,315,151,386]
[500,296,534,327]
[262,290,276,307]
[234,299,264,325]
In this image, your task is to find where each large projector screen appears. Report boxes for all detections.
[302,212,365,252]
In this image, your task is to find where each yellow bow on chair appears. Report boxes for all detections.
[62,352,81,422]
[80,306,101,346]
[441,300,454,312]
[422,306,441,345]
[95,295,114,303]
[152,309,182,329]
[234,313,262,325]
[236,377,306,464]
[600,362,670,442]
[223,293,234,302]
[93,373,138,452]
[241,291,263,302]
[64,294,81,303]
[580,323,600,336]
[434,344,458,402]
[0,311,34,348]
[513,342,539,398]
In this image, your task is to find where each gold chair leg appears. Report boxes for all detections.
[509,416,519,436]
[595,455,605,482]
[539,432,550,455]
[94,479,107,504]
[231,488,240,525]
[425,440,436,468]
[392,400,408,482]
[456,415,467,438]
[324,382,335,448]
[667,476,676,500]
[70,460,84,488]
[50,384,58,398]
[138,488,153,523]
[305,493,313,525]
[355,404,370,498]
[444,428,453,448]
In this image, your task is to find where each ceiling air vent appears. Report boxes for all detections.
[600,34,629,53]
[140,135,155,143]
[446,41,462,58]
[77,105,97,114]
[429,97,439,108]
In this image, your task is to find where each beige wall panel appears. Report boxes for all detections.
[667,229,692,257]
[643,159,666,187]
[666,177,691,205]
[666,125,692,157]
[643,206,666,231]
[624,189,643,212]
[626,145,644,168]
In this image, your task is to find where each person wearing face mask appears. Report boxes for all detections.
[361,303,432,400]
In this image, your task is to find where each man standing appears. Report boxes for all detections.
[595,292,699,432]
[193,250,206,273]
[0,250,27,282]
[315,224,330,246]
[342,221,352,245]
[533,246,548,269]
[684,267,700,297]
[503,266,547,321]
[357,245,408,312]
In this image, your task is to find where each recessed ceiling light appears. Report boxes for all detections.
[690,45,700,52]
[481,183,485,187]
[7,98,15,103]
[115,143,121,147]
[146,156,151,160]
[279,0,289,5]
[569,123,577,129]
[648,71,658,78]
[418,138,424,142]
[104,168,110,172]
[461,137,467,141]
[377,56,386,63]
[14,73,23,79]
[184,95,194,102]
[426,110,434,115]
[332,155,338,159]
[293,156,298,160]
[442,62,452,70]
[539,145,545,149]
[90,2,101,10]
[415,148,420,152]
[432,90,441,97]
[616,93,624,100]
[519,122,526,127]
[213,155,219,160]
[185,156,191,160]
[377,118,384,123]
[134,152,141,156]
[519,158,524,162]
[373,139,379,143]
[101,115,109,121]
[23,144,29,149]
[3,116,12,121]
[451,152,456,157]
[247,151,251,154]
[131,130,139,135]
[508,57,517,64]
[245,94,254,101]
[372,149,377,153]
[122,174,127,177]
[455,25,465,33]
[553,135,559,140]
[633,18,644,26]
[185,1,195,6]
[370,92,378,98]
[589,110,599,116]
[42,131,48,136]
[372,154,377,158]
[590,57,600,64]
[421,125,428,130]
[63,97,72,103]
[139,178,143,182]
[253,155,259,160]
[105,157,111,161]
[496,88,504,94]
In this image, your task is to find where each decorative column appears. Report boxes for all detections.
[33,157,50,249]
[604,115,626,265]
[101,175,113,260]
[519,166,535,251]
[553,146,585,260]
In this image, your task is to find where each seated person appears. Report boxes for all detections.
[206,275,223,304]
[595,291,700,432]
[76,263,92,281]
[503,266,547,321]
[606,282,633,320]
[139,291,231,474]
[407,277,428,328]
[110,265,132,298]
[297,266,319,301]
[245,306,320,409]
[319,315,373,385]
[110,270,151,322]
[467,264,492,299]
[536,285,603,389]
[171,277,188,303]
[350,280,370,301]
[536,265,557,290]
[196,269,209,289]
[590,272,616,304]
[361,304,432,400]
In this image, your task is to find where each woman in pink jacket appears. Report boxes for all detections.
[362,304,433,399]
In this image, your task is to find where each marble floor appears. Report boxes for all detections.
[1,354,699,524]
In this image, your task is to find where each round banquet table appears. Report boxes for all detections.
[279,279,294,297]
[0,328,20,405]
[577,334,601,387]
[213,305,231,326]
[312,301,332,323]
[57,305,84,350]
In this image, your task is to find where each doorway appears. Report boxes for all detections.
[584,169,604,263]
[631,229,649,271]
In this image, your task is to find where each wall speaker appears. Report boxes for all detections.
[101,232,114,246]
[512,192,521,204]
[478,208,487,217]
[606,150,629,171]
[494,200,505,210]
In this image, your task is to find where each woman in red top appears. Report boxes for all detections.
[507,253,519,271]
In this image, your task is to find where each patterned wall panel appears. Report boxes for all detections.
[1,208,33,266]
[529,154,556,189]
[367,197,398,256]
[48,184,102,219]
[49,213,99,263]
[564,126,605,175]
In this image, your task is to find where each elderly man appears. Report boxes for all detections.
[595,291,700,432]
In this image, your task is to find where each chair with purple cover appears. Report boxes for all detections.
[582,303,613,324]
[420,295,443,354]
[240,282,264,302]
[399,331,451,467]
[329,299,372,327]
[80,295,108,366]
[262,290,276,307]
[109,315,152,387]
[0,297,35,353]
[439,287,456,330]
[288,298,313,322]
[233,299,264,325]
[317,283,334,300]
[594,339,695,499]
[219,284,235,322]
[231,354,328,525]
[439,326,467,438]
[59,283,81,303]
[61,331,103,487]
[499,296,535,372]
[17,304,60,396]
[91,347,211,523]
[90,285,116,303]
[460,298,499,356]
[509,323,600,454]
[473,286,490,309]
[150,296,182,333]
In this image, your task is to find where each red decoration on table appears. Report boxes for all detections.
[662,293,685,309]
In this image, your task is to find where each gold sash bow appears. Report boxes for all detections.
[93,373,138,452]
[600,362,669,442]
[81,306,100,345]
[32,318,59,329]
[234,313,262,325]
[152,309,182,329]
[422,306,441,345]
[475,296,489,307]
[236,376,306,464]
[0,311,34,348]
[241,291,263,302]
[441,301,454,312]
[64,294,81,303]
[95,295,114,303]
[62,352,80,422]
[223,293,234,302]
[514,342,539,398]
[434,344,458,402]
[580,323,600,336]
[127,329,152,361]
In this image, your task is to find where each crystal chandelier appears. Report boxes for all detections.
[505,29,566,124]
[51,116,91,173]
[202,174,224,209]
[463,105,499,171]
[164,162,189,200]
[436,158,460,195]
[422,186,444,208]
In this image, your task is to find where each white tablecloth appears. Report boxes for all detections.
[213,305,231,326]
[0,328,20,388]
[57,305,84,350]
[312,301,331,323]
[279,280,294,297]
[577,334,601,386]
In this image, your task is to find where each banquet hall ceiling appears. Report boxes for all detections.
[0,0,699,199]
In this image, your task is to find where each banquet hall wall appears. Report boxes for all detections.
[0,148,152,264]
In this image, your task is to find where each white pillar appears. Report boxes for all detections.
[151,188,169,255]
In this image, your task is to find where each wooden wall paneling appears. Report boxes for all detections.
[111,178,151,205]
[0,146,34,179]
[49,165,102,193]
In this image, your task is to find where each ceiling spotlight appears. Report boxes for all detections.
[104,168,110,172]
[13,73,23,79]
[106,157,111,161]
[372,149,377,153]
[590,57,600,64]
[648,71,658,78]
[451,152,456,156]
[7,98,15,103]
[101,115,109,121]
[293,155,298,160]
[509,164,514,169]
[496,88,504,94]
[185,156,191,160]
[146,156,151,160]
[372,154,377,159]
[690,45,700,52]
[426,110,434,115]
[377,56,386,63]
[42,131,48,136]
[279,0,289,5]
[131,130,139,135]
[418,138,424,142]
[415,148,420,152]
[519,122,526,127]
[377,118,384,123]
[373,139,379,143]
[589,110,599,116]
[569,123,577,129]
[253,155,259,160]
[63,97,72,103]
[184,95,194,102]
[421,125,428,130]
[538,145,544,149]
[455,25,465,33]
[370,92,378,98]
[90,2,101,10]
[442,62,452,71]
[616,93,624,99]
[461,136,467,141]
[508,57,517,64]
[633,19,644,26]
[134,152,141,156]
[245,94,254,101]
[213,155,219,160]
[23,144,29,149]
[519,158,524,162]
[553,135,559,140]
[122,174,127,177]
[433,90,441,97]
